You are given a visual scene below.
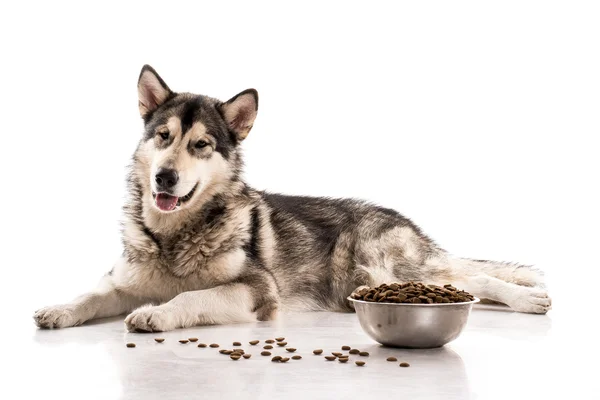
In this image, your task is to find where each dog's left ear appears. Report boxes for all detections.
[220,89,258,141]
[137,65,173,118]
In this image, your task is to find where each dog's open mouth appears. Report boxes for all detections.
[153,183,198,212]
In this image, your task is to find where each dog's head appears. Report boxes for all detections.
[135,65,257,213]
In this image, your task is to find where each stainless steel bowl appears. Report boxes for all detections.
[348,297,480,348]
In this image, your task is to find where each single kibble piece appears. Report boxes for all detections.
[261,351,272,356]
[198,343,207,348]
[359,352,369,357]
[399,362,410,368]
[332,352,342,357]
[265,339,275,344]
[280,357,290,363]
[286,348,296,352]
[188,338,198,342]
[243,354,252,359]
[277,342,287,347]
[338,358,349,363]
[232,349,245,354]
[387,357,398,362]
[179,340,189,344]
[230,354,241,360]
[249,340,260,345]
[313,349,324,355]
[355,361,366,367]
[263,345,273,349]
[154,338,165,343]
[271,356,282,362]
[291,355,302,360]
[341,346,351,350]
[349,349,360,354]
[233,341,242,346]
[325,356,336,361]
[126,343,136,348]
[210,343,220,348]
[275,337,285,341]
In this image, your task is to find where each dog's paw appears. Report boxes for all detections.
[508,287,552,314]
[33,305,80,329]
[124,306,177,333]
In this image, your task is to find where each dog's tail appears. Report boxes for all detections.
[451,257,546,288]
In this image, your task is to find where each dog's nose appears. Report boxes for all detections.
[155,168,179,190]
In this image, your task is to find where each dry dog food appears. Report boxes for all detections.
[265,339,275,344]
[292,355,302,360]
[230,354,241,360]
[351,282,475,304]
[338,358,349,363]
[271,356,282,362]
[210,343,220,348]
[179,340,189,344]
[126,343,136,348]
[243,354,252,359]
[188,338,198,342]
[286,348,296,352]
[275,337,285,341]
[276,342,287,347]
[359,352,369,357]
[341,345,351,350]
[387,357,398,362]
[263,345,273,349]
[198,343,207,348]
[332,352,343,357]
[355,361,365,366]
[233,341,242,346]
[249,340,260,345]
[280,357,290,363]
[324,356,336,361]
[399,362,410,367]
[349,349,360,354]
[154,338,165,343]
[261,351,271,356]
[313,349,323,355]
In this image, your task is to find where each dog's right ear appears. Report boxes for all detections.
[137,65,172,118]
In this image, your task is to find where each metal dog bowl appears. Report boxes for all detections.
[348,297,480,348]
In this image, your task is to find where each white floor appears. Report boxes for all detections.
[6,301,597,400]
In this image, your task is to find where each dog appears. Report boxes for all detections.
[33,65,551,331]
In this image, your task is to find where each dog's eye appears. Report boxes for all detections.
[195,140,209,149]
[159,131,169,140]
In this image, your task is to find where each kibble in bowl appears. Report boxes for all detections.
[348,282,479,349]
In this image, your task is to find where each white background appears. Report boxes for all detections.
[0,2,599,395]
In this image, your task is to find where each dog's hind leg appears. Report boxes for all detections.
[424,255,552,314]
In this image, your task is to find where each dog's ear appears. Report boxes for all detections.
[220,89,258,141]
[137,65,173,118]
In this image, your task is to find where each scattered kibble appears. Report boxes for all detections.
[359,352,369,357]
[349,349,360,354]
[188,338,198,342]
[399,362,410,367]
[154,338,165,343]
[276,342,287,347]
[341,345,351,350]
[210,344,220,348]
[325,356,336,361]
[179,340,189,344]
[243,354,252,359]
[313,349,323,355]
[271,356,282,362]
[387,357,398,362]
[291,355,302,360]
[338,358,349,363]
[126,343,136,348]
[355,361,365,366]
[332,352,343,357]
[265,339,275,344]
[263,345,273,349]
[275,337,285,341]
[233,341,242,346]
[198,343,207,348]
[249,340,259,345]
[230,354,241,360]
[280,357,290,363]
[261,351,272,356]
[286,348,296,352]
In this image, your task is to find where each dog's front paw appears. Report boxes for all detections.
[33,305,80,329]
[508,287,552,314]
[124,305,177,333]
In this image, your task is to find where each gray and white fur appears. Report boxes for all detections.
[34,65,551,332]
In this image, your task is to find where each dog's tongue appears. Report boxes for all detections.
[156,193,178,211]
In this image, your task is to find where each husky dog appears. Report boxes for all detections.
[33,66,551,331]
